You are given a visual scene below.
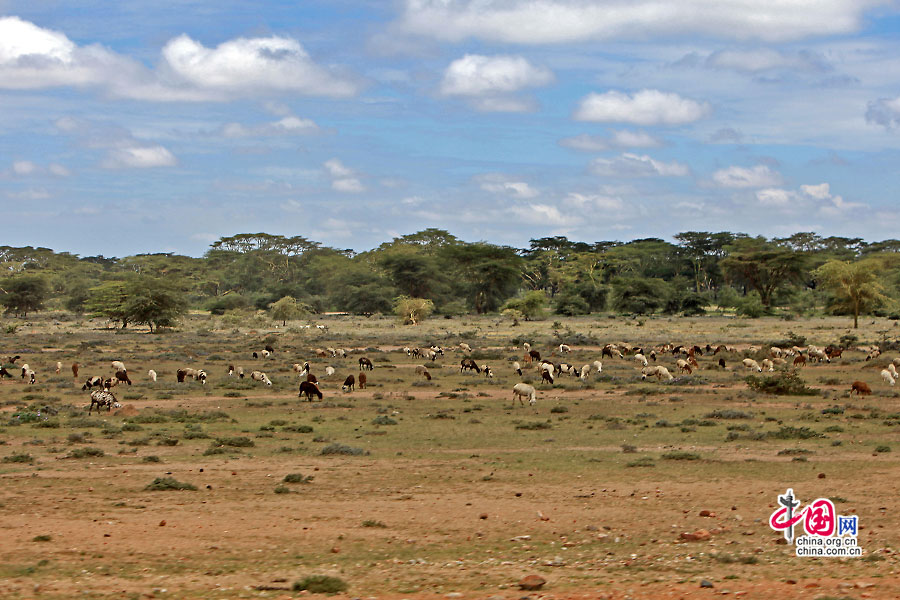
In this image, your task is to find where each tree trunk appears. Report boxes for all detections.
[854,298,859,329]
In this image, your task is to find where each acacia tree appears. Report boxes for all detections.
[270,296,307,325]
[721,238,807,307]
[814,259,889,328]
[0,275,48,317]
[394,296,434,325]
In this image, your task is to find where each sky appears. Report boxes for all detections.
[2,0,900,257]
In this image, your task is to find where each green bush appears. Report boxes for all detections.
[145,477,197,491]
[2,452,33,464]
[283,473,314,484]
[746,369,817,396]
[292,575,348,594]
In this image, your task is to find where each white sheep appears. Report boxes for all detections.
[148,369,157,382]
[592,360,603,373]
[481,364,493,378]
[523,342,531,352]
[634,353,648,367]
[55,361,62,374]
[325,366,335,377]
[760,358,775,372]
[512,383,536,406]
[882,369,896,386]
[512,361,522,376]
[742,358,762,372]
[675,358,692,374]
[770,346,784,358]
[889,363,899,379]
[111,360,126,372]
[559,344,571,354]
[23,367,36,384]
[641,365,673,382]
[459,343,472,353]
[579,364,590,380]
[250,371,272,385]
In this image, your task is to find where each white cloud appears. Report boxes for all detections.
[470,96,536,113]
[564,192,624,212]
[0,17,359,101]
[332,178,365,193]
[510,203,578,227]
[559,130,662,151]
[48,163,71,176]
[711,165,783,188]
[324,159,366,193]
[221,116,319,138]
[440,54,553,96]
[756,188,796,206]
[324,158,353,178]
[101,145,177,169]
[7,188,51,200]
[591,153,689,177]
[575,90,710,125]
[399,0,883,43]
[800,183,832,199]
[705,48,825,73]
[476,174,539,198]
[11,160,37,175]
[756,182,865,215]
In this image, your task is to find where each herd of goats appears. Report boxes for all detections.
[0,338,894,416]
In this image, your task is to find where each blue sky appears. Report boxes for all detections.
[2,0,900,257]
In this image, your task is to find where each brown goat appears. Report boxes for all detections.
[851,381,872,395]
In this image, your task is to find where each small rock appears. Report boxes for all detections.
[680,529,711,541]
[159,520,166,527]
[699,510,716,518]
[817,472,826,479]
[446,593,464,598]
[479,513,489,520]
[785,579,797,585]
[700,579,714,588]
[330,546,340,553]
[518,575,546,591]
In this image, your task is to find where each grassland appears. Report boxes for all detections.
[0,312,898,599]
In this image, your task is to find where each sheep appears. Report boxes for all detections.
[460,358,481,373]
[336,348,348,358]
[430,345,444,356]
[342,374,355,392]
[103,377,118,390]
[512,383,537,406]
[851,381,872,395]
[772,357,787,366]
[177,368,207,384]
[540,368,554,385]
[111,360,126,373]
[306,372,318,384]
[793,354,807,367]
[557,363,577,376]
[20,364,29,379]
[359,372,367,389]
[89,389,120,414]
[579,364,590,380]
[415,365,432,380]
[809,349,830,363]
[592,360,603,373]
[265,344,275,354]
[889,363,899,379]
[459,343,472,353]
[529,350,541,362]
[523,342,531,353]
[55,361,62,374]
[228,365,235,376]
[325,366,336,377]
[114,370,132,385]
[425,349,438,362]
[559,344,571,354]
[602,345,623,359]
[82,376,104,390]
[481,365,493,378]
[634,353,648,367]
[641,365,674,382]
[358,357,374,371]
[688,356,699,368]
[882,369,896,386]
[867,348,882,361]
[148,369,157,382]
[649,350,657,362]
[770,346,784,358]
[23,367,35,384]
[825,346,843,359]
[295,362,311,377]
[250,371,272,386]
[327,347,337,357]
[522,352,532,364]
[237,366,244,379]
[512,361,522,376]
[760,358,775,372]
[72,362,79,378]
[675,358,692,374]
[298,381,323,401]
[742,358,762,372]
[718,358,726,369]
[540,361,555,376]
[314,348,328,358]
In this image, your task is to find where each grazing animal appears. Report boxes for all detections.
[793,354,807,367]
[114,370,132,385]
[866,348,881,361]
[512,383,537,406]
[103,377,117,389]
[0,367,12,378]
[851,381,872,395]
[342,374,355,392]
[176,368,207,384]
[540,368,554,385]
[298,381,323,401]
[718,358,727,369]
[415,365,432,380]
[742,358,763,372]
[250,371,272,385]
[512,361,522,376]
[265,344,275,354]
[358,357,374,371]
[82,376,104,390]
[228,365,235,376]
[641,365,674,382]
[20,364,30,379]
[306,373,318,384]
[675,359,692,374]
[459,343,472,353]
[760,358,775,372]
[315,348,328,358]
[529,349,541,362]
[359,372,367,388]
[559,344,571,354]
[882,369,896,386]
[579,364,591,380]
[634,353,648,367]
[71,362,79,378]
[238,366,244,379]
[23,367,35,384]
[481,365,493,378]
[460,358,481,373]
[592,360,603,373]
[888,363,899,379]
[148,369,157,382]
[55,361,62,374]
[523,342,531,352]
[325,366,335,377]
[7,355,20,364]
[89,389,119,414]
[111,360,126,373]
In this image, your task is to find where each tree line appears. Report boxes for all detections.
[0,229,896,329]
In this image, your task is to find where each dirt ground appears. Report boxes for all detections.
[1,315,899,599]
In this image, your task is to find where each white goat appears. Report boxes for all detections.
[742,358,762,372]
[148,369,157,382]
[882,369,896,386]
[250,371,272,385]
[512,383,537,406]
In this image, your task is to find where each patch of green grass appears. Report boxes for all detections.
[661,451,701,461]
[32,535,52,542]
[362,519,387,528]
[213,436,255,448]
[371,415,398,426]
[320,443,368,456]
[515,421,552,430]
[705,409,753,419]
[875,445,891,453]
[2,452,34,464]
[283,473,314,484]
[292,575,348,594]
[144,477,197,491]
[66,447,104,459]
[626,457,656,468]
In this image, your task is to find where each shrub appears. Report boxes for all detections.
[283,473,314,484]
[362,519,387,528]
[66,447,104,459]
[142,455,162,463]
[515,421,552,430]
[371,416,398,426]
[626,457,656,467]
[292,575,348,594]
[213,436,255,448]
[144,477,197,491]
[320,443,368,456]
[283,425,314,433]
[705,409,753,420]
[768,426,821,440]
[32,535,52,542]
[745,369,817,396]
[875,445,892,453]
[274,485,292,494]
[661,451,701,461]
[2,452,33,464]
